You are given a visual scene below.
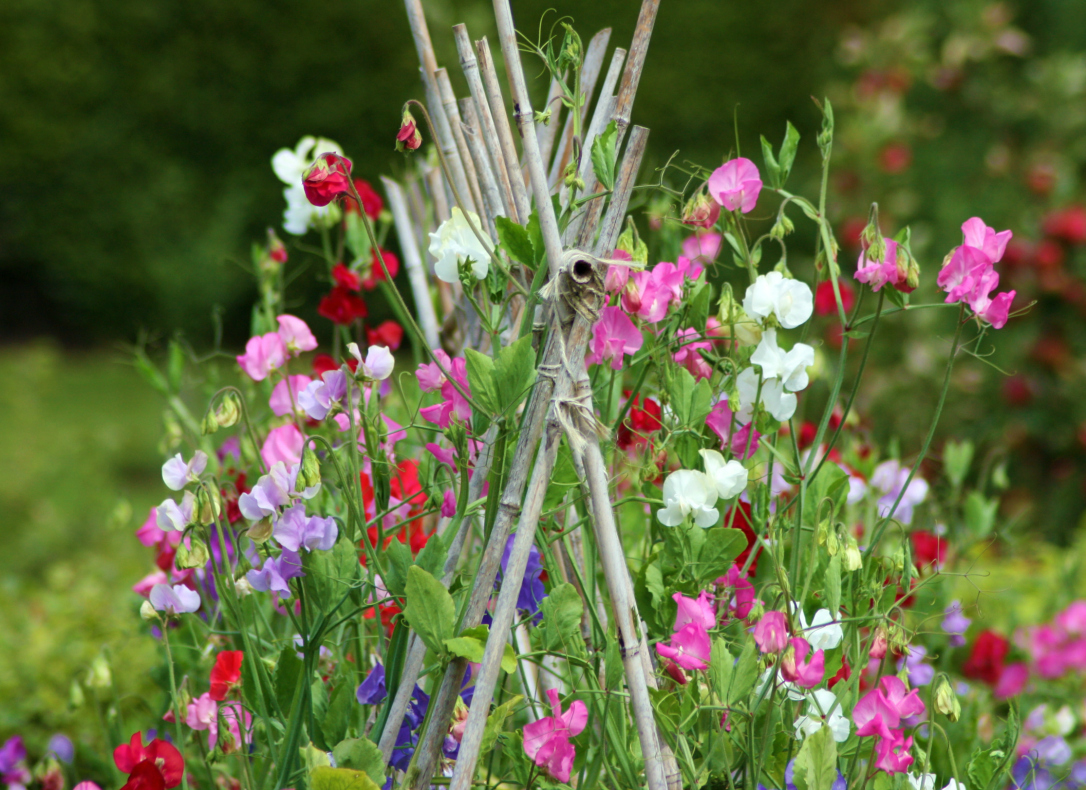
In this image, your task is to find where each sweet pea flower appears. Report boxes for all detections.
[875,730,915,774]
[416,350,452,391]
[161,451,208,491]
[881,675,927,718]
[347,343,395,381]
[1056,602,1086,634]
[156,491,196,532]
[499,535,548,621]
[622,270,671,323]
[272,136,344,235]
[246,549,305,596]
[795,688,851,742]
[441,490,457,517]
[717,564,756,620]
[269,375,313,417]
[871,460,929,525]
[301,152,353,207]
[112,733,184,790]
[743,271,814,329]
[909,774,937,790]
[419,356,472,429]
[185,692,217,734]
[898,645,935,686]
[942,600,971,647]
[706,398,761,459]
[751,329,814,392]
[657,470,720,527]
[656,622,711,670]
[754,610,789,653]
[149,583,201,615]
[673,591,716,632]
[683,232,723,264]
[682,191,721,228]
[962,217,1013,263]
[261,423,305,469]
[276,314,318,355]
[356,664,387,705]
[673,327,713,380]
[856,239,904,292]
[937,218,1016,329]
[522,689,588,784]
[994,662,1029,699]
[46,735,74,765]
[236,332,287,381]
[708,158,763,213]
[298,370,348,420]
[210,651,244,701]
[212,703,252,753]
[736,367,797,423]
[238,461,319,521]
[699,449,748,500]
[429,207,491,283]
[0,737,29,790]
[801,608,844,652]
[588,306,644,369]
[780,637,825,688]
[273,505,337,552]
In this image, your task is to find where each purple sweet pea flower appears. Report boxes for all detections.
[1013,756,1056,790]
[0,737,29,789]
[1032,736,1072,767]
[238,462,320,521]
[871,460,929,525]
[785,758,846,790]
[356,664,387,705]
[46,734,74,764]
[246,549,305,596]
[161,451,209,491]
[943,600,971,647]
[388,684,431,771]
[897,645,935,686]
[273,505,337,552]
[499,534,547,621]
[149,583,201,615]
[298,370,349,421]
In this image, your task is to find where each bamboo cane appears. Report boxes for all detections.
[434,68,485,223]
[458,99,505,234]
[534,75,565,172]
[474,36,532,225]
[381,177,441,350]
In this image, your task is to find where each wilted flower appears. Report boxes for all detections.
[301,152,353,207]
[396,110,422,152]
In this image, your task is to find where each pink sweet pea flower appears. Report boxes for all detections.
[237,332,287,381]
[994,662,1029,699]
[961,217,1012,263]
[706,399,761,460]
[655,623,711,670]
[683,232,723,264]
[1057,602,1086,634]
[269,375,313,416]
[673,328,713,380]
[588,306,644,370]
[673,590,716,632]
[419,356,472,428]
[651,262,687,302]
[426,442,458,469]
[133,571,169,598]
[874,730,915,774]
[261,423,305,469]
[150,583,201,615]
[754,610,789,653]
[879,675,926,719]
[780,637,825,688]
[301,152,354,207]
[522,689,588,784]
[276,314,318,355]
[441,490,457,518]
[213,702,252,754]
[971,288,1016,330]
[416,350,452,391]
[621,271,671,323]
[185,692,218,734]
[605,249,633,293]
[855,239,903,292]
[708,158,762,214]
[716,564,755,620]
[676,255,705,283]
[853,686,899,738]
[938,244,993,303]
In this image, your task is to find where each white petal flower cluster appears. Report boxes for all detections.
[794,688,851,742]
[428,207,492,284]
[658,451,749,528]
[743,271,813,329]
[272,136,344,235]
[792,602,844,651]
[736,329,814,423]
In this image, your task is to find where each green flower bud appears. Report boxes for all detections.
[299,445,322,490]
[201,409,220,436]
[934,676,961,721]
[195,488,221,526]
[844,533,862,571]
[86,654,112,689]
[140,600,159,622]
[69,680,85,709]
[247,518,274,544]
[176,538,210,569]
[770,214,795,240]
[215,392,242,429]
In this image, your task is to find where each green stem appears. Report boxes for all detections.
[162,627,190,790]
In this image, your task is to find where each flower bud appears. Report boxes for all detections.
[234,575,254,598]
[888,622,910,655]
[246,518,274,544]
[896,246,921,293]
[770,214,795,240]
[86,654,112,689]
[817,520,839,556]
[267,229,288,264]
[870,626,889,659]
[176,538,210,569]
[215,392,242,428]
[201,409,220,436]
[302,153,354,207]
[682,192,721,229]
[396,110,422,152]
[69,680,85,709]
[562,160,585,192]
[934,676,961,721]
[299,445,322,490]
[140,600,159,622]
[844,533,862,571]
[196,488,221,526]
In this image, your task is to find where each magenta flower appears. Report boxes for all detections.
[961,216,1012,263]
[273,505,337,552]
[938,244,993,303]
[716,565,755,620]
[416,350,452,391]
[854,676,925,739]
[650,261,687,302]
[855,239,904,292]
[0,737,30,790]
[880,675,926,718]
[656,623,711,670]
[276,314,318,355]
[150,583,201,615]
[605,249,633,293]
[621,270,671,323]
[133,571,168,598]
[588,306,644,370]
[261,424,305,469]
[269,374,313,417]
[937,217,1017,329]
[683,232,723,263]
[236,332,287,381]
[673,590,716,632]
[673,327,713,380]
[754,610,789,653]
[708,158,762,214]
[441,490,457,518]
[994,662,1029,699]
[522,689,588,783]
[419,356,472,428]
[874,730,915,774]
[706,399,761,459]
[780,637,825,688]
[1057,602,1086,635]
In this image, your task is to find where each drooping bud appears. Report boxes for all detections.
[195,487,221,525]
[844,532,862,571]
[302,153,354,207]
[246,518,274,544]
[234,575,254,598]
[682,192,721,229]
[888,622,910,655]
[562,160,585,192]
[216,392,242,428]
[770,213,795,240]
[69,680,85,709]
[616,219,649,264]
[717,287,762,347]
[934,676,961,721]
[201,408,220,435]
[870,626,889,659]
[140,599,159,622]
[299,444,322,490]
[267,228,288,264]
[818,520,839,556]
[396,110,422,153]
[176,538,211,569]
[86,654,112,689]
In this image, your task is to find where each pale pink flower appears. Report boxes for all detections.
[133,571,169,598]
[522,689,588,783]
[995,662,1029,699]
[621,271,671,323]
[1056,602,1086,635]
[588,306,644,370]
[856,239,903,292]
[672,327,712,380]
[269,375,313,416]
[185,692,218,733]
[683,232,723,263]
[419,356,472,429]
[754,610,789,653]
[261,424,305,469]
[416,350,452,391]
[605,249,633,293]
[236,332,287,381]
[276,314,318,355]
[708,158,762,213]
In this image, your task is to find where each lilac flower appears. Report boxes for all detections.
[390,685,432,771]
[273,505,337,552]
[348,343,395,381]
[785,757,847,790]
[238,462,320,521]
[0,737,29,790]
[246,549,305,596]
[1012,756,1055,790]
[298,370,349,420]
[155,491,196,532]
[897,645,935,686]
[46,734,74,764]
[871,460,929,525]
[149,583,202,615]
[942,600,971,647]
[217,436,241,463]
[356,664,387,705]
[499,535,547,621]
[1031,736,1072,767]
[161,451,209,491]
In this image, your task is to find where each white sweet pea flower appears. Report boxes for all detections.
[161,451,209,491]
[794,688,850,742]
[347,343,395,381]
[428,207,492,283]
[909,775,937,790]
[658,470,720,528]
[804,608,844,651]
[699,449,748,500]
[742,271,813,329]
[736,368,797,423]
[156,491,196,531]
[750,329,814,392]
[272,137,344,235]
[942,781,966,790]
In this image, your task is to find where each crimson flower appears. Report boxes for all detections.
[318,287,368,325]
[963,629,1009,685]
[302,153,354,207]
[332,263,361,292]
[344,178,384,220]
[814,280,855,316]
[362,248,400,290]
[616,394,662,451]
[312,353,357,377]
[210,651,244,701]
[114,733,184,790]
[396,111,422,152]
[910,530,946,572]
[367,320,404,351]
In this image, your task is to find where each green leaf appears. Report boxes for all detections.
[527,211,545,269]
[792,724,838,790]
[709,639,734,701]
[884,284,909,310]
[540,583,584,654]
[689,280,711,332]
[446,624,518,673]
[404,566,455,656]
[481,695,523,755]
[778,121,801,187]
[383,540,412,597]
[760,135,782,189]
[964,491,998,537]
[323,679,355,746]
[967,747,997,790]
[496,216,535,268]
[728,640,758,706]
[695,528,748,585]
[825,555,842,615]
[309,766,381,790]
[464,349,497,416]
[492,335,538,417]
[945,440,974,488]
[590,120,619,191]
[274,646,304,723]
[802,462,850,528]
[331,738,386,787]
[668,367,697,425]
[414,530,448,580]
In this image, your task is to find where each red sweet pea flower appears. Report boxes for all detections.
[963,629,1009,685]
[344,178,384,220]
[114,734,184,790]
[396,111,422,152]
[209,650,244,701]
[362,248,400,290]
[367,320,404,351]
[910,530,946,572]
[312,354,357,376]
[302,153,354,207]
[1043,205,1086,245]
[814,280,855,316]
[332,263,362,292]
[318,287,368,325]
[616,394,662,451]
[725,500,762,575]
